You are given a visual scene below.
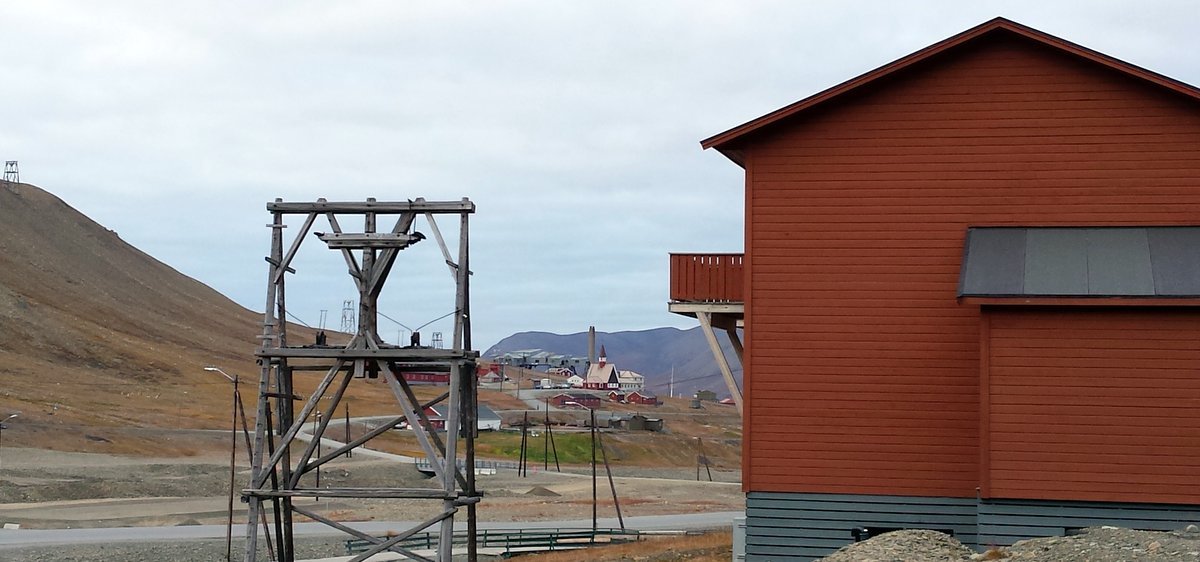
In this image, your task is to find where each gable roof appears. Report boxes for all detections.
[701,17,1200,167]
[585,363,618,383]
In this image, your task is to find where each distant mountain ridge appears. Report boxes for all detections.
[484,326,742,398]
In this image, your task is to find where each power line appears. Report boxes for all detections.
[285,310,312,328]
[643,371,734,389]
[377,310,413,331]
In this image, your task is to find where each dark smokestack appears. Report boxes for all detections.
[588,326,596,365]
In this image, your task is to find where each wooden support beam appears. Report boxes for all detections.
[423,205,459,279]
[290,505,432,562]
[668,302,744,316]
[697,311,743,417]
[346,509,454,562]
[306,414,405,469]
[268,199,475,214]
[253,360,345,489]
[324,212,365,288]
[364,212,417,296]
[382,367,447,482]
[290,369,354,486]
[271,212,317,284]
[257,347,478,360]
[316,232,423,249]
[246,488,456,499]
[382,360,468,491]
[724,324,744,366]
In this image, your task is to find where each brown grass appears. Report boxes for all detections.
[513,530,732,562]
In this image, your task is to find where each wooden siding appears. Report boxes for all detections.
[669,253,744,302]
[978,498,1200,547]
[742,33,1200,497]
[984,307,1200,504]
[746,492,979,561]
[744,491,1200,560]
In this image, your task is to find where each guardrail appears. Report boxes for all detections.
[413,458,521,474]
[346,527,642,555]
[669,253,744,302]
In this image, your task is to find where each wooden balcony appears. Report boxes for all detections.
[669,253,744,303]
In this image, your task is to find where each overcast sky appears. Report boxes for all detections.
[3,1,1198,349]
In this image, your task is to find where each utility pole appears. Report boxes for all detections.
[591,408,597,532]
[543,401,549,472]
[519,411,528,477]
[597,424,624,530]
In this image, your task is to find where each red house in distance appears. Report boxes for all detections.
[671,18,1200,560]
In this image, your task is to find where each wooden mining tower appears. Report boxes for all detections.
[245,198,479,562]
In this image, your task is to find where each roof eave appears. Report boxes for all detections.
[700,17,1200,160]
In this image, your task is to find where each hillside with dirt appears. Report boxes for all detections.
[0,181,266,444]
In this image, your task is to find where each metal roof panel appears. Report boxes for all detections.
[1024,229,1089,296]
[959,228,1025,296]
[1148,228,1200,296]
[1086,229,1155,296]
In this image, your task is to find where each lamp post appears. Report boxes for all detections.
[204,366,239,562]
[0,413,19,472]
[565,401,598,531]
[564,400,624,531]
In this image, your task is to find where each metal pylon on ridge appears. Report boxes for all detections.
[245,197,479,562]
[3,161,18,183]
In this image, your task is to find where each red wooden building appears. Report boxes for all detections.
[626,391,659,406]
[549,392,601,409]
[671,18,1200,560]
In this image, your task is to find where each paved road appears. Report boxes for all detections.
[0,511,743,547]
[296,415,416,462]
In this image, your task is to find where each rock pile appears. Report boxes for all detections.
[817,525,1200,562]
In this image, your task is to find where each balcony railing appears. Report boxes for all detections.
[669,253,744,302]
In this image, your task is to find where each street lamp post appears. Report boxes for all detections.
[0,413,19,472]
[564,400,624,532]
[205,366,276,562]
[204,366,239,562]
[564,401,598,531]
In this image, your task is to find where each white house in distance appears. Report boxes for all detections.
[617,370,644,392]
[566,374,585,388]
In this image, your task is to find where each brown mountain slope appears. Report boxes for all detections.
[0,183,489,455]
[0,182,264,446]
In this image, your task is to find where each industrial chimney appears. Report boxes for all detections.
[588,325,596,365]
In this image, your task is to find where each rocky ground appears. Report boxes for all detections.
[2,536,352,562]
[818,526,1200,562]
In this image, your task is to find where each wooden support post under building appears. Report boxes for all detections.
[697,311,744,416]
